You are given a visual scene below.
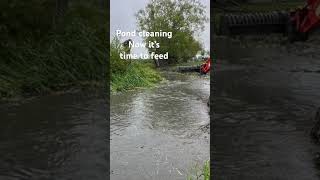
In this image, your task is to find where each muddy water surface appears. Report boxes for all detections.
[213,37,320,179]
[0,90,107,180]
[111,72,210,180]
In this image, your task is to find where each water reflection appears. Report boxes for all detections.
[213,37,320,179]
[0,91,107,180]
[111,72,210,180]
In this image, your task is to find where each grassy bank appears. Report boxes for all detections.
[187,160,210,180]
[111,62,162,92]
[0,1,107,100]
[110,38,162,92]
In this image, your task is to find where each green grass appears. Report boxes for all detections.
[110,37,162,92]
[0,2,107,100]
[187,160,210,180]
[111,62,162,92]
[0,20,106,99]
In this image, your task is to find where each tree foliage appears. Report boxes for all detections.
[136,0,208,65]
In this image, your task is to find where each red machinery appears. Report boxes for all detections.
[177,57,211,74]
[200,57,211,74]
[288,0,320,41]
[218,0,320,42]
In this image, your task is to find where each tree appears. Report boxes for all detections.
[136,0,207,66]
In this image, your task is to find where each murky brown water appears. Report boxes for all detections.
[213,37,320,179]
[111,72,210,180]
[0,90,107,180]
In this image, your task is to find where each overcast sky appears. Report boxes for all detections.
[110,0,210,55]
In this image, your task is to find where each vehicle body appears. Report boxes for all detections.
[288,0,320,41]
[200,57,211,74]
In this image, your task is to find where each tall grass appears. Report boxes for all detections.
[111,62,162,92]
[0,2,107,99]
[0,21,106,98]
[187,160,210,180]
[110,38,162,92]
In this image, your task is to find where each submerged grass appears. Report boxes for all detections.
[187,160,210,180]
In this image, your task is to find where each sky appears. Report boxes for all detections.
[110,0,210,55]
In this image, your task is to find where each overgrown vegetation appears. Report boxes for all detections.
[136,0,208,65]
[187,160,210,180]
[110,0,209,91]
[110,38,162,92]
[0,1,107,99]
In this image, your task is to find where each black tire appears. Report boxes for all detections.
[287,20,297,42]
[300,31,308,41]
[287,20,308,42]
